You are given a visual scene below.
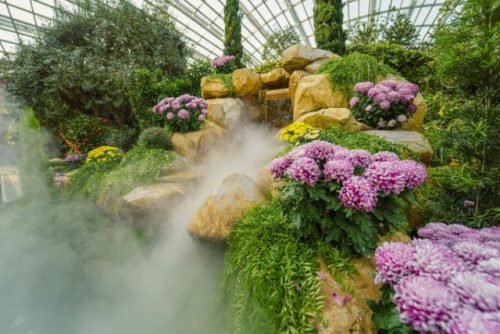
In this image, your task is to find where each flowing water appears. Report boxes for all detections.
[0,94,283,334]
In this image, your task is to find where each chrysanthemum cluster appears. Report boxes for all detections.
[350,80,420,129]
[374,223,500,333]
[153,94,208,133]
[211,55,236,73]
[268,140,426,212]
[279,121,318,143]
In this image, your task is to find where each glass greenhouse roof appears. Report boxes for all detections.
[0,0,457,63]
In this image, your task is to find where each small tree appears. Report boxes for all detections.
[314,0,346,55]
[262,27,300,61]
[383,13,418,47]
[347,21,381,44]
[223,0,244,68]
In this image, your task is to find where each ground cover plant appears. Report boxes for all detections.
[153,94,208,133]
[369,223,500,333]
[349,80,420,129]
[269,140,426,256]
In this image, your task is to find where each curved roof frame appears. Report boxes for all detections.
[0,0,460,63]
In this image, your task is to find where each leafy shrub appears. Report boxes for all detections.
[60,114,110,153]
[153,95,208,133]
[348,42,435,90]
[224,200,355,333]
[369,223,500,333]
[349,80,420,129]
[269,140,426,255]
[137,127,173,150]
[85,146,123,165]
[254,59,281,74]
[316,53,396,97]
[66,146,183,200]
[0,0,187,142]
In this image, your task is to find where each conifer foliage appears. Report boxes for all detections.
[314,0,346,55]
[223,0,244,68]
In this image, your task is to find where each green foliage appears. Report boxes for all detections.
[366,284,415,333]
[0,0,187,150]
[224,0,244,68]
[316,53,397,97]
[383,13,418,47]
[433,0,499,102]
[137,127,173,150]
[314,0,346,55]
[347,21,381,44]
[207,73,234,96]
[61,114,110,153]
[318,127,419,161]
[223,200,355,333]
[65,145,183,200]
[262,27,300,61]
[347,42,435,90]
[254,59,281,74]
[184,59,215,93]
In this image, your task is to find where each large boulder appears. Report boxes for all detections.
[172,121,229,163]
[260,68,290,87]
[296,108,370,132]
[232,68,261,96]
[282,44,337,72]
[293,74,347,120]
[317,258,380,334]
[402,93,426,132]
[288,70,310,106]
[201,77,230,99]
[188,173,266,243]
[365,130,433,165]
[304,56,340,74]
[207,98,245,131]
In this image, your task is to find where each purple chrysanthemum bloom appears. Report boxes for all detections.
[397,114,407,123]
[398,160,427,189]
[354,81,374,94]
[153,105,160,113]
[481,226,500,242]
[364,161,406,194]
[449,272,500,312]
[377,119,386,128]
[418,222,454,241]
[379,100,391,110]
[379,80,398,89]
[286,157,321,186]
[158,104,169,113]
[452,241,499,270]
[477,258,500,278]
[349,149,372,168]
[186,102,197,109]
[324,159,354,182]
[201,108,208,115]
[396,83,420,95]
[378,84,393,94]
[394,276,459,333]
[374,93,388,104]
[287,148,306,161]
[349,96,360,107]
[269,157,291,179]
[374,242,416,284]
[302,140,337,161]
[166,112,174,120]
[449,309,500,334]
[178,109,190,119]
[365,105,373,113]
[409,103,417,113]
[171,100,181,110]
[338,176,378,212]
[448,223,473,236]
[398,88,415,103]
[387,90,401,103]
[331,148,351,161]
[367,87,382,99]
[410,239,466,282]
[372,151,400,163]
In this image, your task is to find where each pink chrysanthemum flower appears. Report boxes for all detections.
[452,241,499,270]
[398,160,427,189]
[354,81,374,93]
[339,176,378,212]
[302,140,337,161]
[372,151,400,163]
[364,161,406,194]
[374,242,416,284]
[286,157,321,186]
[449,272,500,312]
[269,157,291,179]
[323,159,354,182]
[449,309,500,334]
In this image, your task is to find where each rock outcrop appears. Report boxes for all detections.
[282,44,337,73]
[260,68,290,87]
[293,74,347,120]
[289,70,310,106]
[207,98,245,131]
[172,121,229,163]
[304,56,340,74]
[188,173,266,243]
[232,68,261,96]
[365,130,433,165]
[201,77,230,99]
[296,108,370,132]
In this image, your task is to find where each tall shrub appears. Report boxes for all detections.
[383,13,418,47]
[314,0,346,55]
[223,0,243,68]
[0,0,187,148]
